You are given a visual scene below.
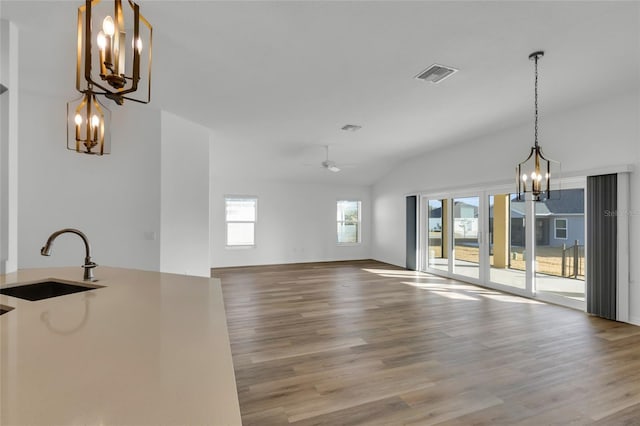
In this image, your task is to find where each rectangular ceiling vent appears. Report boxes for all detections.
[414,64,458,84]
[341,124,362,132]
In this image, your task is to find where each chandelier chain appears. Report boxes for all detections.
[534,54,539,147]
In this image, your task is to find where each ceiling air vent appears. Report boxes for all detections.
[341,124,362,132]
[414,64,458,84]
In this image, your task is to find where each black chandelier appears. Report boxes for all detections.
[516,51,560,201]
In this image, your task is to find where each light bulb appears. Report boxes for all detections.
[74,114,83,126]
[132,37,143,52]
[537,174,542,181]
[102,16,115,36]
[91,115,100,128]
[97,31,107,49]
[521,174,527,181]
[530,172,536,180]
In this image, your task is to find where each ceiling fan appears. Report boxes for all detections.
[321,145,341,173]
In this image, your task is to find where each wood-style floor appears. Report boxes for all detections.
[214,260,640,426]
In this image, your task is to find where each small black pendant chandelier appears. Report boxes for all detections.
[516,51,560,201]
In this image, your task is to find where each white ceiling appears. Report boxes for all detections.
[2,1,639,185]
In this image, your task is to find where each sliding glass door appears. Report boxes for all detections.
[488,193,526,290]
[426,199,448,272]
[534,188,586,304]
[452,196,480,279]
[419,181,586,310]
[422,194,483,282]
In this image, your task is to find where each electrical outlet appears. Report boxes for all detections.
[143,231,157,241]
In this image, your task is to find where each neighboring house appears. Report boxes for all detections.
[430,201,479,240]
[510,189,585,247]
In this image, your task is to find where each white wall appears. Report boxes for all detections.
[211,178,371,267]
[0,19,18,274]
[160,111,211,277]
[371,90,640,322]
[18,93,162,272]
[631,117,640,325]
[9,17,215,277]
[17,94,215,276]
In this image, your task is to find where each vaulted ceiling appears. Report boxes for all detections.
[2,1,639,185]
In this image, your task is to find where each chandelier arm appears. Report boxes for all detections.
[84,78,115,97]
[110,85,144,97]
[546,159,551,195]
[536,147,550,161]
[517,164,524,201]
[519,146,536,164]
[130,2,141,92]
[121,95,151,104]
[81,88,109,96]
[85,77,144,97]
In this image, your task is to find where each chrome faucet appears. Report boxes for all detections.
[41,228,97,281]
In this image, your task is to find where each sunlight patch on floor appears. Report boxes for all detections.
[364,268,547,305]
[482,293,544,304]
[362,268,447,280]
[362,268,424,276]
[428,290,479,301]
[400,280,544,305]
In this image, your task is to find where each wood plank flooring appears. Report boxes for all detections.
[214,260,640,425]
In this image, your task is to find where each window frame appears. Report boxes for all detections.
[554,217,568,240]
[224,196,258,248]
[336,199,362,245]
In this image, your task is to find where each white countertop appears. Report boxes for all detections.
[0,266,242,425]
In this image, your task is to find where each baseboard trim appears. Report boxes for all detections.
[212,258,381,271]
[628,315,640,326]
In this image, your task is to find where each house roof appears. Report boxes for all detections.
[430,201,479,218]
[509,188,584,217]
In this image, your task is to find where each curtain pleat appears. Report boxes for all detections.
[586,174,617,320]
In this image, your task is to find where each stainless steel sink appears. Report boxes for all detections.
[0,280,103,301]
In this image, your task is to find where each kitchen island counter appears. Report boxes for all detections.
[0,266,241,425]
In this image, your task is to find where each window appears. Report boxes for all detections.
[225,197,257,247]
[337,200,361,244]
[554,218,568,240]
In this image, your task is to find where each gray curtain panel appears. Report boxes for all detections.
[406,196,417,271]
[586,174,617,320]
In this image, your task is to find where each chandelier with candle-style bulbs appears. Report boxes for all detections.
[516,51,560,201]
[67,0,152,155]
[67,91,111,155]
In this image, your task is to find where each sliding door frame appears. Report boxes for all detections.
[531,177,587,310]
[484,183,533,299]
[418,178,587,310]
